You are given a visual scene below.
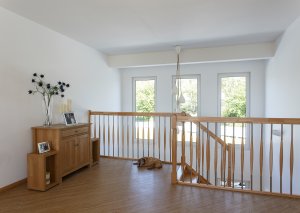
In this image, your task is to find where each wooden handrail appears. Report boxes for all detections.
[176,116,300,124]
[184,113,226,148]
[90,111,184,117]
[199,123,226,148]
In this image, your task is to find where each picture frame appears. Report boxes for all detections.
[63,112,77,126]
[37,142,51,154]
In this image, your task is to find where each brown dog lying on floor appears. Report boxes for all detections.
[133,157,163,169]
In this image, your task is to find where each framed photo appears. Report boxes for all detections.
[37,142,51,154]
[63,112,77,125]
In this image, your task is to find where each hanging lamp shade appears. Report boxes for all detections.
[178,93,185,104]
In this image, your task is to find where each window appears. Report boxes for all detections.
[133,77,156,141]
[173,75,200,142]
[133,77,156,112]
[218,73,249,144]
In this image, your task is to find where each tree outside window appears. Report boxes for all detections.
[220,75,248,144]
[221,76,246,118]
[135,80,155,113]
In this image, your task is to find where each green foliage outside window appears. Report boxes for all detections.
[221,77,246,118]
[135,80,155,120]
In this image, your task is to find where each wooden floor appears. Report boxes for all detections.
[1,159,300,213]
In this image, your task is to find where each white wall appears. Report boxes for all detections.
[265,16,300,194]
[0,7,120,188]
[121,60,266,117]
[122,60,266,190]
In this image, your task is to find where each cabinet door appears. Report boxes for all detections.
[75,134,89,166]
[61,137,76,175]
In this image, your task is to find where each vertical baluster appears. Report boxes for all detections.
[113,115,115,157]
[222,143,226,187]
[241,123,245,190]
[206,122,210,184]
[214,123,218,186]
[147,118,150,157]
[232,123,235,189]
[190,122,193,166]
[132,116,134,159]
[103,115,106,156]
[158,116,161,160]
[181,122,186,178]
[260,124,264,191]
[108,116,111,156]
[164,117,167,162]
[99,115,101,154]
[197,123,201,183]
[169,117,172,162]
[117,116,120,157]
[137,116,140,158]
[290,124,294,195]
[143,116,145,157]
[127,116,129,158]
[280,124,283,194]
[223,123,226,187]
[201,126,204,177]
[227,144,232,187]
[190,121,193,183]
[122,116,124,157]
[269,124,273,192]
[153,116,155,157]
[250,123,254,190]
[93,115,96,139]
[171,115,178,184]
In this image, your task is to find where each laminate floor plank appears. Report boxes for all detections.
[0,158,300,213]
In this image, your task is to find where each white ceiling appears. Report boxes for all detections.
[0,0,300,55]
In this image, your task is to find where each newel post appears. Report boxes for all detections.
[171,115,178,184]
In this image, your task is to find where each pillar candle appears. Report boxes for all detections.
[67,99,72,112]
[59,103,64,113]
[63,103,68,112]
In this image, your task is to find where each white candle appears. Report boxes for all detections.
[67,99,72,112]
[59,103,64,113]
[63,103,68,112]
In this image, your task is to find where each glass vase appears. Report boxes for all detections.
[42,95,53,126]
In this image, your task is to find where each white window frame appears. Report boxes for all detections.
[171,74,201,116]
[217,73,250,117]
[132,77,157,112]
[217,73,250,147]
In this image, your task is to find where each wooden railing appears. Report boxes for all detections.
[89,111,300,198]
[171,115,300,198]
[89,111,183,162]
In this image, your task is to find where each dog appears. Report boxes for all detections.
[133,157,163,170]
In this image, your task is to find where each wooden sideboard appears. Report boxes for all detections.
[30,124,91,186]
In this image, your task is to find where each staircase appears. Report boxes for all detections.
[177,163,210,184]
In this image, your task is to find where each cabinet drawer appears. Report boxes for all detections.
[61,127,89,137]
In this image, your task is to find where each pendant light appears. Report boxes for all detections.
[174,46,185,112]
